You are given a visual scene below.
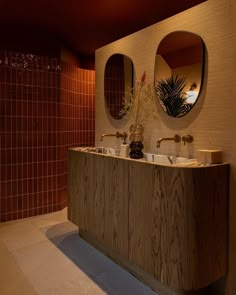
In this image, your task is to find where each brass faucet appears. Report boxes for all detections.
[156,134,181,148]
[100,131,127,144]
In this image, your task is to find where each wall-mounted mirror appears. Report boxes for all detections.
[154,31,205,117]
[104,54,134,120]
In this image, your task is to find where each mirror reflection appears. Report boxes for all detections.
[104,54,134,120]
[154,31,205,117]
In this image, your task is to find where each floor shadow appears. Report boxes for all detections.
[45,222,157,295]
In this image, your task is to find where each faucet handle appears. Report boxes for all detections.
[122,132,127,144]
[116,131,127,144]
[174,134,181,143]
[182,135,194,145]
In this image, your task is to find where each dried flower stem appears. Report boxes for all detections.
[120,71,157,126]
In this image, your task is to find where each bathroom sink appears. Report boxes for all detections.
[144,153,197,165]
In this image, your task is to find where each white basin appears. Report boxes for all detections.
[144,153,174,164]
[143,153,155,162]
[103,147,120,156]
[144,153,197,165]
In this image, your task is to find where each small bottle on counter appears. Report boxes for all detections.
[120,144,129,158]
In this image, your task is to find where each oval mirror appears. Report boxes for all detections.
[104,54,134,120]
[154,31,205,117]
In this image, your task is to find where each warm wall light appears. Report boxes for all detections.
[186,82,198,104]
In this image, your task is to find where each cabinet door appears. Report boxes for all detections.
[78,153,104,239]
[68,150,82,226]
[103,157,129,258]
[128,161,155,275]
[77,153,129,258]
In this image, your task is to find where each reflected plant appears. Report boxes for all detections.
[154,74,192,117]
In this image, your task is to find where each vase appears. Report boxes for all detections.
[129,124,144,159]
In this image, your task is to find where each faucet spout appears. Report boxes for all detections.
[100,131,127,144]
[156,134,181,148]
[100,133,116,141]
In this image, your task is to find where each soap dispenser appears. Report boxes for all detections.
[120,136,129,158]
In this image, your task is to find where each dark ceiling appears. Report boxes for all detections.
[0,0,206,57]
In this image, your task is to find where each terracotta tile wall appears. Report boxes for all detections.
[59,62,95,207]
[0,50,95,222]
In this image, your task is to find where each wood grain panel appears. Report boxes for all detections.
[79,152,91,234]
[104,157,129,257]
[128,161,154,274]
[150,165,229,289]
[69,150,129,257]
[67,150,82,226]
[91,153,106,242]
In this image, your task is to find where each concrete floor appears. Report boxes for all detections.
[0,208,158,295]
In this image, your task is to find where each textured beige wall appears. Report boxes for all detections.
[154,55,171,81]
[95,0,236,294]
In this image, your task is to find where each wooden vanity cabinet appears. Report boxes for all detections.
[68,149,229,292]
